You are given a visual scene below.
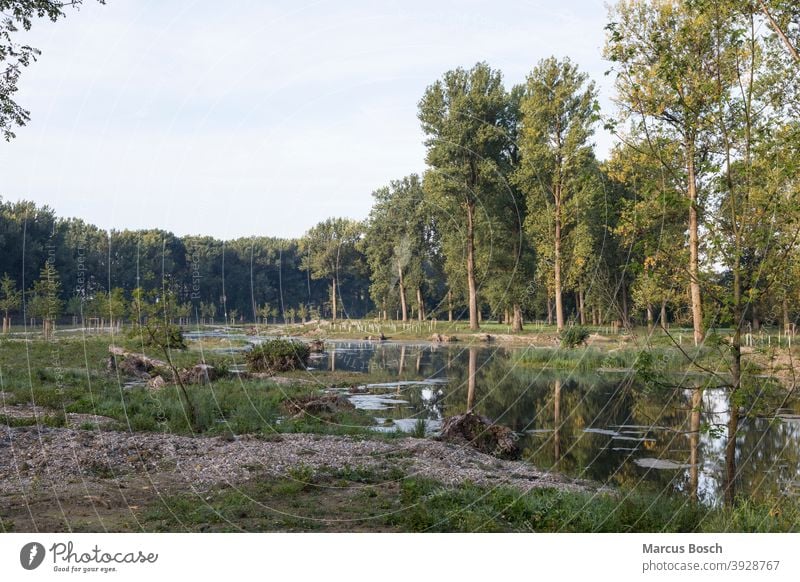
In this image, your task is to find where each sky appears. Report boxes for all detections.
[0,0,616,239]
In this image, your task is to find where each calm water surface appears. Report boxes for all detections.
[188,332,800,505]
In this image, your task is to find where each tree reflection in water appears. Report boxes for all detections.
[318,341,800,505]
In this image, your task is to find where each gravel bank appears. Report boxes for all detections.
[0,426,600,496]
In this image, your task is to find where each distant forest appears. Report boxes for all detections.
[0,199,365,325]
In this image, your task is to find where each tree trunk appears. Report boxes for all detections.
[621,283,630,328]
[547,296,553,326]
[687,152,704,345]
[416,287,425,321]
[660,302,668,330]
[554,195,564,331]
[512,303,523,332]
[447,290,453,322]
[783,297,791,335]
[331,277,338,321]
[578,289,586,325]
[757,0,800,63]
[398,265,408,322]
[646,303,654,332]
[466,201,479,330]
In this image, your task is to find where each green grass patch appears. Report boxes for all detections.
[135,472,800,533]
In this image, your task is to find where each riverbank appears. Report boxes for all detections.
[2,332,799,532]
[3,425,797,533]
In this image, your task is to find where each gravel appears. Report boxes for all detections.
[0,426,600,496]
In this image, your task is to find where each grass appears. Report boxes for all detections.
[512,345,717,374]
[0,335,386,438]
[133,468,800,533]
[140,465,407,532]
[3,329,800,533]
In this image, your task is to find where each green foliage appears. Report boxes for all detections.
[0,273,21,319]
[702,496,800,533]
[559,325,590,348]
[299,217,365,320]
[390,479,707,533]
[517,56,599,330]
[245,339,310,373]
[0,1,107,141]
[363,175,435,321]
[28,260,62,323]
[418,61,510,329]
[411,418,427,438]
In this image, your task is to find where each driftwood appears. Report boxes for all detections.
[178,363,225,385]
[107,346,168,378]
[108,347,226,389]
[307,339,325,353]
[282,394,355,418]
[430,333,458,343]
[439,412,520,459]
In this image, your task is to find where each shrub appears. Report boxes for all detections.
[245,339,310,373]
[559,325,589,348]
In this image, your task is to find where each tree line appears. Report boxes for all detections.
[1,1,798,351]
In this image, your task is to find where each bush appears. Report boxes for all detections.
[559,325,589,348]
[245,339,310,373]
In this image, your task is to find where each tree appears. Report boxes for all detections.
[363,175,431,322]
[87,290,108,328]
[127,287,196,428]
[756,0,799,63]
[0,273,21,332]
[605,0,732,344]
[419,62,508,330]
[482,83,536,332]
[299,217,363,321]
[28,260,61,338]
[256,303,271,325]
[517,56,598,331]
[701,1,800,504]
[1,1,105,140]
[607,139,686,330]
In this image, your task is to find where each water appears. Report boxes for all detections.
[192,333,800,504]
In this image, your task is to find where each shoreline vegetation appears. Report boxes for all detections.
[2,322,799,532]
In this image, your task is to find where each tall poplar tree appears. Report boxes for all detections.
[605,0,730,344]
[517,56,598,331]
[418,62,508,330]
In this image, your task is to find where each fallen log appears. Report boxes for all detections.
[439,412,520,459]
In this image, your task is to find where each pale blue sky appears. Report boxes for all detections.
[0,0,615,238]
